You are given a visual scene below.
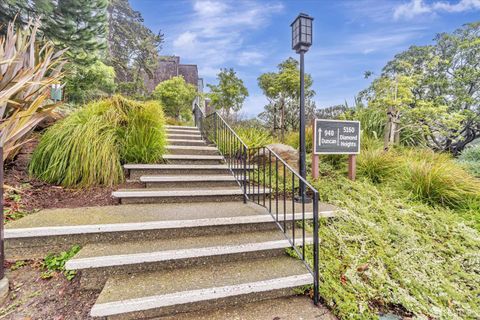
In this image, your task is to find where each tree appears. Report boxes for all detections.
[372,22,480,154]
[64,60,116,103]
[258,58,315,140]
[153,76,197,120]
[107,0,164,96]
[45,0,109,67]
[207,68,248,116]
[1,0,112,104]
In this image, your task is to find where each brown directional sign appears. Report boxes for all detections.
[313,119,360,154]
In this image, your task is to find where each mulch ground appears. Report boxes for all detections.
[0,261,97,320]
[3,137,119,212]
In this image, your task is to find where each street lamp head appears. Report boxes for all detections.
[290,13,313,53]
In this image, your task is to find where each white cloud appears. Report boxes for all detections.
[193,0,227,16]
[433,0,480,12]
[171,0,284,81]
[173,31,197,49]
[394,0,431,20]
[394,0,480,20]
[237,51,265,66]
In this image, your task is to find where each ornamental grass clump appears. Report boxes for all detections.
[399,150,480,208]
[357,149,396,184]
[29,95,166,187]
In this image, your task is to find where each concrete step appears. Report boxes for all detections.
[66,229,313,290]
[140,175,244,188]
[166,128,201,135]
[166,145,219,155]
[112,187,271,204]
[5,202,336,259]
[165,125,198,130]
[125,164,256,180]
[89,256,312,319]
[5,201,336,260]
[167,138,208,146]
[167,133,203,140]
[163,154,223,165]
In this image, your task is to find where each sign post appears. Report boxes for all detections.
[312,119,360,180]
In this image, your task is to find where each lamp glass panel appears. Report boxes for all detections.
[301,33,306,42]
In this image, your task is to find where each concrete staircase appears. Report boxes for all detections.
[4,125,335,319]
[113,125,259,204]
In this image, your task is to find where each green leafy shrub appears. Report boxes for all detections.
[41,245,81,280]
[399,150,480,208]
[458,145,480,177]
[64,60,116,104]
[152,76,196,121]
[29,95,166,187]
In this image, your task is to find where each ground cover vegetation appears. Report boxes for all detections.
[29,95,166,187]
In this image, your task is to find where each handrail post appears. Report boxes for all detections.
[243,145,247,203]
[312,191,319,305]
[214,113,217,142]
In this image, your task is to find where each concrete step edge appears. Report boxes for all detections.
[66,237,314,270]
[166,129,201,133]
[166,145,217,151]
[166,133,201,137]
[124,164,257,170]
[89,273,312,317]
[4,212,331,239]
[165,125,197,129]
[140,175,239,182]
[112,188,271,198]
[163,155,223,160]
[167,138,207,143]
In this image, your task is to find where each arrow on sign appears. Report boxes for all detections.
[318,128,322,146]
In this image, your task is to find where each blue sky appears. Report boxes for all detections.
[131,0,480,117]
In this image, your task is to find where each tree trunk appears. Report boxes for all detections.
[280,98,285,143]
[384,107,399,151]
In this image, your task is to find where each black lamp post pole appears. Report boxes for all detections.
[299,50,307,199]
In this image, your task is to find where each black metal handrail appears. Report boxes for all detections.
[192,106,319,305]
[247,146,319,304]
[201,109,248,203]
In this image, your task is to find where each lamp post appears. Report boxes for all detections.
[291,13,313,202]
